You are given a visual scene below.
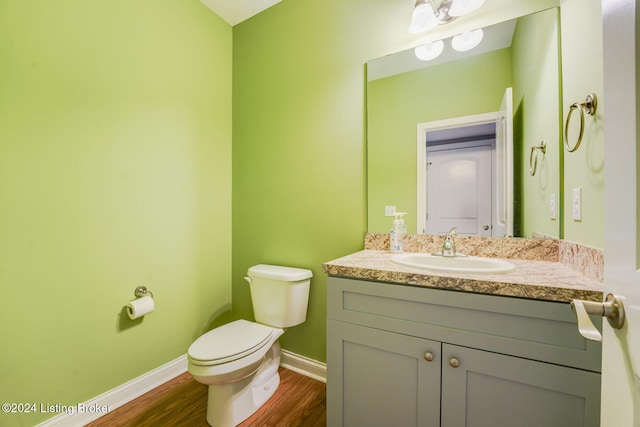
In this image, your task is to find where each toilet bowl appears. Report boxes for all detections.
[188,319,284,426]
[187,264,312,427]
[188,319,284,385]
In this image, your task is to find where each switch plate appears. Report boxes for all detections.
[572,188,582,221]
[385,206,396,216]
[549,194,556,220]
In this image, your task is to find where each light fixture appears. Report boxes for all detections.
[448,0,485,17]
[414,40,445,61]
[408,1,438,34]
[408,0,485,34]
[451,28,484,51]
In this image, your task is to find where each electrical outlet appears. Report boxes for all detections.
[549,194,556,220]
[572,188,582,221]
[385,206,396,216]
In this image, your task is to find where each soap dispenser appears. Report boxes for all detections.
[390,212,407,253]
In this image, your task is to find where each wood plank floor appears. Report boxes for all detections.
[86,368,326,427]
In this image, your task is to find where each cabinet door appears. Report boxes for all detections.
[327,319,441,427]
[441,344,601,427]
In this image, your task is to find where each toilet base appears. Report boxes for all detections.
[205,341,281,427]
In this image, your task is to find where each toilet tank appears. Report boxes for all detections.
[246,264,313,328]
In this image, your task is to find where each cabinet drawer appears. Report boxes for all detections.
[327,277,601,372]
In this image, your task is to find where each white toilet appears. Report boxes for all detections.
[187,264,313,427]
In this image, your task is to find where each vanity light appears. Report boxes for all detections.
[448,0,485,17]
[408,0,485,34]
[451,28,484,52]
[414,40,445,61]
[408,1,439,34]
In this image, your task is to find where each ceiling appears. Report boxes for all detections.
[200,0,281,26]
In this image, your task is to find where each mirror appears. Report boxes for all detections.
[366,7,561,238]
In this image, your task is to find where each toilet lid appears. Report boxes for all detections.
[188,319,274,365]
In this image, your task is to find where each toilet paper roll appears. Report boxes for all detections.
[126,295,154,320]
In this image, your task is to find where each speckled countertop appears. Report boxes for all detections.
[322,234,604,303]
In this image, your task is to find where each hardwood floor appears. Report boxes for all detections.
[86,368,326,427]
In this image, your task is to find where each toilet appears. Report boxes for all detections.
[187,264,313,427]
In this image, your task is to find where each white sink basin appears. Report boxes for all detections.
[390,253,515,275]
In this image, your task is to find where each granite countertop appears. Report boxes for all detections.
[322,250,604,303]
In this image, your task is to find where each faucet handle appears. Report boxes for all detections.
[448,227,457,236]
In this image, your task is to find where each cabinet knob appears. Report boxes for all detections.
[424,351,434,362]
[449,357,460,368]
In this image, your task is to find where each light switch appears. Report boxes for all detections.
[385,206,396,216]
[572,188,582,221]
[549,194,556,220]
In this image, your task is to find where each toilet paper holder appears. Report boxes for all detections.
[134,286,154,299]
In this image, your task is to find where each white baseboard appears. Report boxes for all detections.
[280,349,327,383]
[37,355,187,427]
[37,348,325,426]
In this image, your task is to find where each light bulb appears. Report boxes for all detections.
[408,3,438,34]
[448,0,485,17]
[414,40,445,61]
[451,29,484,52]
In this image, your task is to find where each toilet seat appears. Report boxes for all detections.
[188,320,278,366]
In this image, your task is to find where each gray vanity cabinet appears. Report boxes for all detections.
[327,277,602,427]
[441,344,600,426]
[327,319,442,426]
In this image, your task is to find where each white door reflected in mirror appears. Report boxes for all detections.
[417,88,513,237]
[426,144,492,236]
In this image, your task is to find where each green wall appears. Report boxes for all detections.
[511,8,561,238]
[560,0,604,249]
[367,49,513,234]
[231,0,383,362]
[0,1,232,425]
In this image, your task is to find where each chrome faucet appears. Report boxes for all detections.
[431,227,467,258]
[441,228,457,257]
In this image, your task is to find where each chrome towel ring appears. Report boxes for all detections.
[529,140,546,176]
[564,93,597,152]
